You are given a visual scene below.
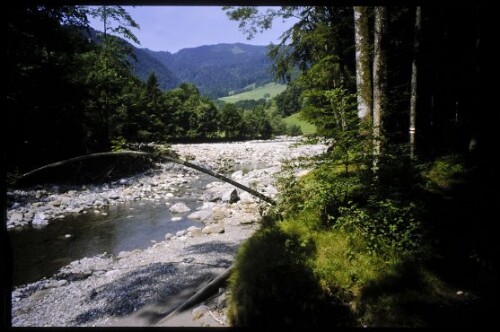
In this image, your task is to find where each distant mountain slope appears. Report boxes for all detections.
[131,48,180,90]
[87,28,276,98]
[140,43,274,98]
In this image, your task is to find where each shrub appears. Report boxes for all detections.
[287,124,303,136]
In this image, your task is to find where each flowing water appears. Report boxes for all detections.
[9,175,214,287]
[9,161,274,286]
[9,161,273,287]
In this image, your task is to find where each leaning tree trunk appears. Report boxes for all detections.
[409,6,421,159]
[372,6,388,168]
[354,6,373,120]
[15,150,276,205]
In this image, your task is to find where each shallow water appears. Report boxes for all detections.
[9,160,270,287]
[9,178,212,287]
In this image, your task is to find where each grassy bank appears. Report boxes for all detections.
[219,82,287,103]
[283,113,316,135]
[227,151,497,327]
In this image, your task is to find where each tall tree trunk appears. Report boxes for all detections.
[372,6,388,166]
[354,6,372,120]
[409,6,421,158]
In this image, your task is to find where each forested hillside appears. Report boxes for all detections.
[85,26,276,97]
[132,47,180,90]
[142,43,274,98]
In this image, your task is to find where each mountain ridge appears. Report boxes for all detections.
[133,42,275,98]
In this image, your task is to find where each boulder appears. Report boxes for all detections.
[176,230,187,237]
[117,251,131,259]
[264,185,278,195]
[9,212,24,223]
[192,305,210,320]
[239,215,257,224]
[238,192,254,204]
[48,199,62,207]
[43,279,68,289]
[164,233,173,240]
[212,206,230,220]
[198,202,216,210]
[186,226,202,237]
[201,191,222,202]
[32,212,48,226]
[222,188,239,203]
[202,224,225,234]
[187,209,212,221]
[169,202,191,213]
[231,170,244,180]
[108,192,120,200]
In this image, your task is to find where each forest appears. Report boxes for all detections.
[6,3,497,327]
[223,4,497,327]
[6,5,296,177]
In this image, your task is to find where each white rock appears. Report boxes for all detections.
[117,251,131,259]
[198,202,216,210]
[239,192,254,204]
[295,169,311,177]
[264,185,278,195]
[239,215,256,224]
[48,199,62,207]
[206,181,224,189]
[109,193,120,200]
[105,270,120,278]
[186,226,202,237]
[212,206,230,220]
[187,209,212,221]
[171,217,182,222]
[169,202,191,213]
[231,170,244,180]
[176,230,187,237]
[33,212,48,226]
[164,233,173,240]
[9,212,24,222]
[202,225,225,234]
[192,305,210,320]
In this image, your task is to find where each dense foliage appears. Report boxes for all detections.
[225,5,496,327]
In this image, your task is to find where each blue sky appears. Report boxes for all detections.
[88,6,298,53]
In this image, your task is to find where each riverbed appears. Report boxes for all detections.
[8,137,327,327]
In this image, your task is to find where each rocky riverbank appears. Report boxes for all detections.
[9,137,327,327]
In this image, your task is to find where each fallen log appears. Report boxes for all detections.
[14,150,276,205]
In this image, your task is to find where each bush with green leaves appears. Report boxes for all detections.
[334,200,424,258]
[287,124,303,136]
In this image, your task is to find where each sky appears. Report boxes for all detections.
[88,6,298,53]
